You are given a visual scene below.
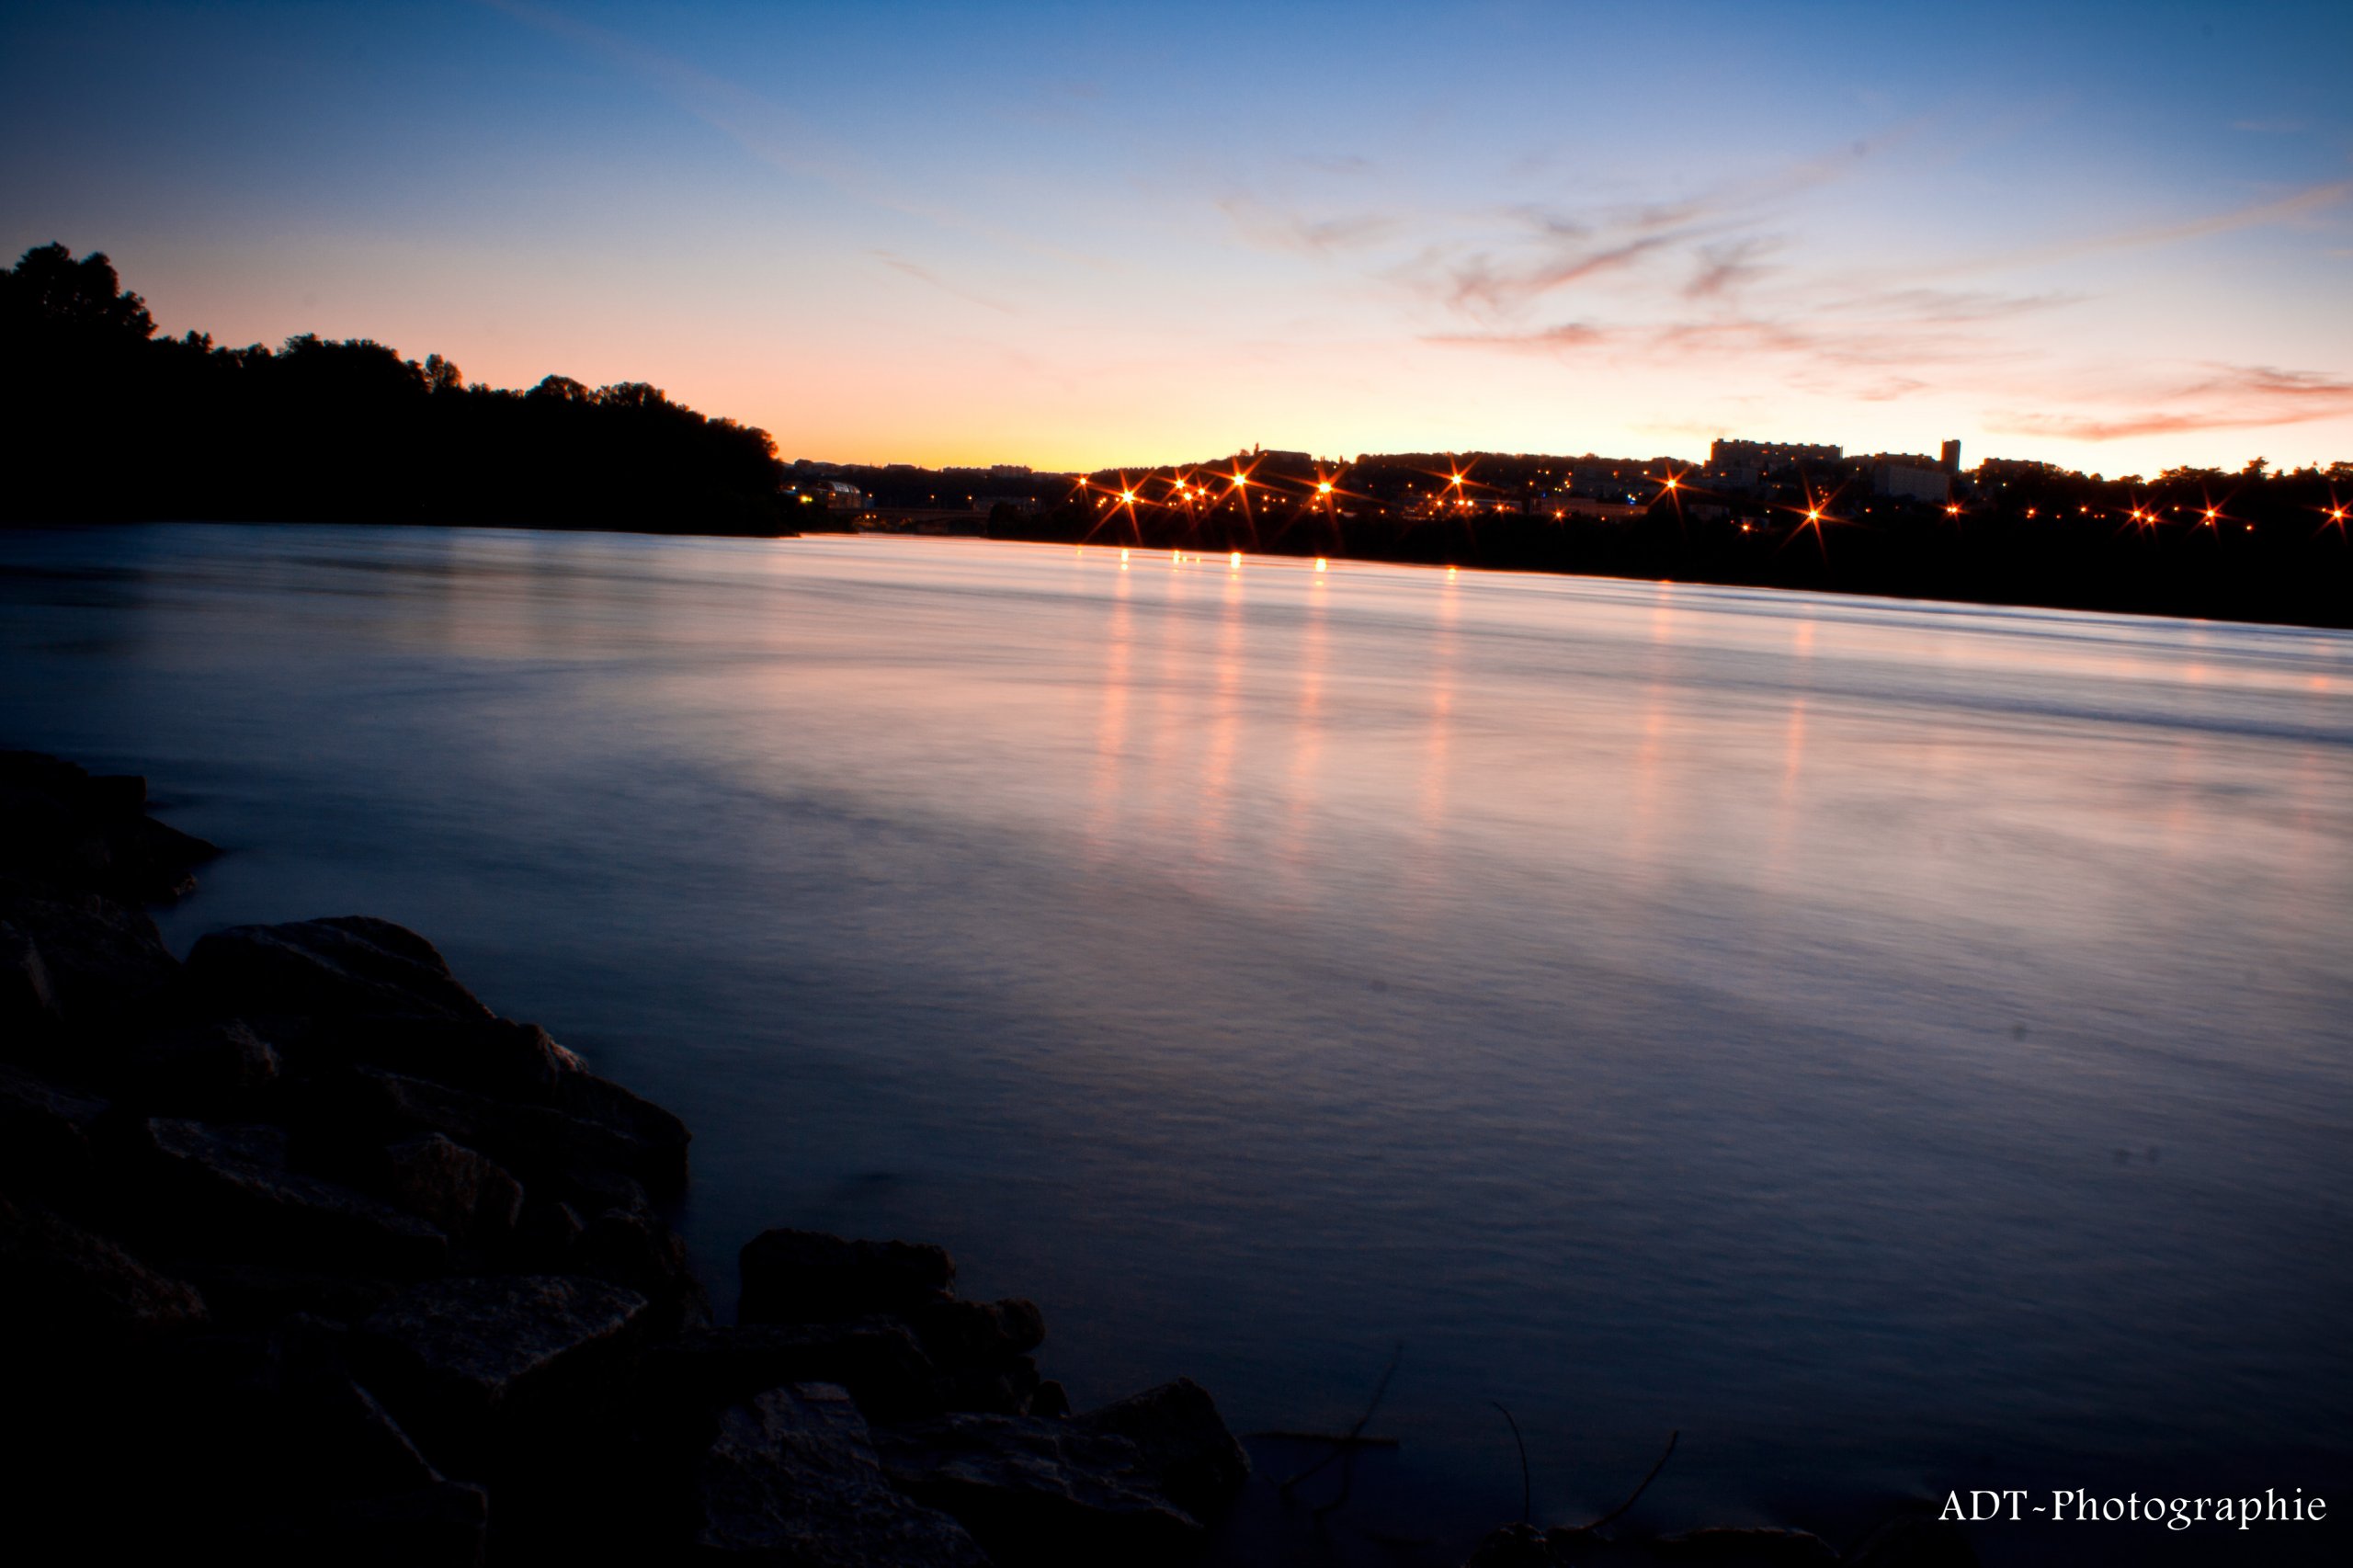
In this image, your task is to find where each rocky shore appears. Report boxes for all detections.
[0,749,1247,1563]
[2,747,1977,1567]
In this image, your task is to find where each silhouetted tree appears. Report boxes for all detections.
[2,243,792,536]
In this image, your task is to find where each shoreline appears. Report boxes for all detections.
[0,747,1249,1563]
[8,515,2350,635]
[0,745,1986,1565]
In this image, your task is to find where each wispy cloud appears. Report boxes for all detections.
[1991,365,2353,441]
[1215,195,1400,256]
[869,251,1017,316]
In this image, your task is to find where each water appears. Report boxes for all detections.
[4,523,2347,1563]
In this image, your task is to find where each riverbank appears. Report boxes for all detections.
[2,745,1995,1566]
[0,747,1250,1562]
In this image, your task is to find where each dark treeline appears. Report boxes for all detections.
[12,243,2350,625]
[970,447,2353,630]
[3,244,797,535]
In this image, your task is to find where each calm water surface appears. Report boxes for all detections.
[5,525,2348,1562]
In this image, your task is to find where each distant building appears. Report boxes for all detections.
[1866,457,1950,504]
[826,480,870,510]
[1705,437,1841,490]
[1940,438,1961,475]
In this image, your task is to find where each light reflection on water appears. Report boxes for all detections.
[3,525,2348,1562]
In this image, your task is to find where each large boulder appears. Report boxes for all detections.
[0,884,183,1035]
[356,1274,651,1471]
[186,917,494,1023]
[872,1412,1209,1562]
[0,1061,108,1203]
[142,1117,449,1275]
[645,1320,942,1426]
[301,1013,582,1102]
[0,1195,208,1345]
[380,1133,525,1245]
[0,752,216,903]
[0,919,63,1040]
[309,1066,684,1199]
[912,1296,1045,1369]
[113,1017,281,1112]
[1074,1378,1249,1520]
[738,1229,956,1324]
[697,1382,990,1566]
[573,1205,705,1327]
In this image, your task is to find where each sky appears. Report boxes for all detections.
[5,0,2350,474]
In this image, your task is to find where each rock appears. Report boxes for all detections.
[1074,1377,1249,1519]
[514,1198,586,1265]
[0,1195,209,1345]
[1466,1523,1558,1568]
[0,882,183,1033]
[0,919,63,1038]
[1030,1380,1071,1418]
[179,1261,401,1328]
[738,1229,956,1324]
[574,1205,702,1321]
[313,1067,682,1199]
[547,1064,691,1183]
[1649,1528,1840,1565]
[142,1117,449,1275]
[187,917,493,1023]
[306,1013,582,1102]
[645,1320,941,1426]
[1470,1525,1844,1566]
[116,1017,281,1111]
[874,1411,1208,1562]
[936,1356,1043,1416]
[1844,1510,1978,1568]
[697,1383,991,1566]
[356,1274,651,1468]
[259,1481,491,1567]
[0,1061,108,1202]
[0,752,215,903]
[913,1296,1046,1369]
[381,1133,525,1244]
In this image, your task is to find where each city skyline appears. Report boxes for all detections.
[6,1,2350,475]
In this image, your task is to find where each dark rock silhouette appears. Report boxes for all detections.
[0,745,1248,1563]
[696,1382,994,1565]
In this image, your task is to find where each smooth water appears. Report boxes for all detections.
[5,524,2348,1562]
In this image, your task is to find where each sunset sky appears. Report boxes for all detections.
[6,0,2349,474]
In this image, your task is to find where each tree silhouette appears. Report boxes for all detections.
[2,243,792,537]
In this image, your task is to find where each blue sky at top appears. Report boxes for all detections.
[5,0,2348,470]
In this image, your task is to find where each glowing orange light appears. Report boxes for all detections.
[1229,551,1242,568]
[1806,509,1822,524]
[1120,548,1130,563]
[1317,481,1334,495]
[1314,557,1327,572]
[1664,476,1678,490]
[1120,490,1135,504]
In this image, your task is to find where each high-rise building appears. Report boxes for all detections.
[1940,438,1961,475]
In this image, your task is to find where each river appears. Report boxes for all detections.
[4,523,2347,1563]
